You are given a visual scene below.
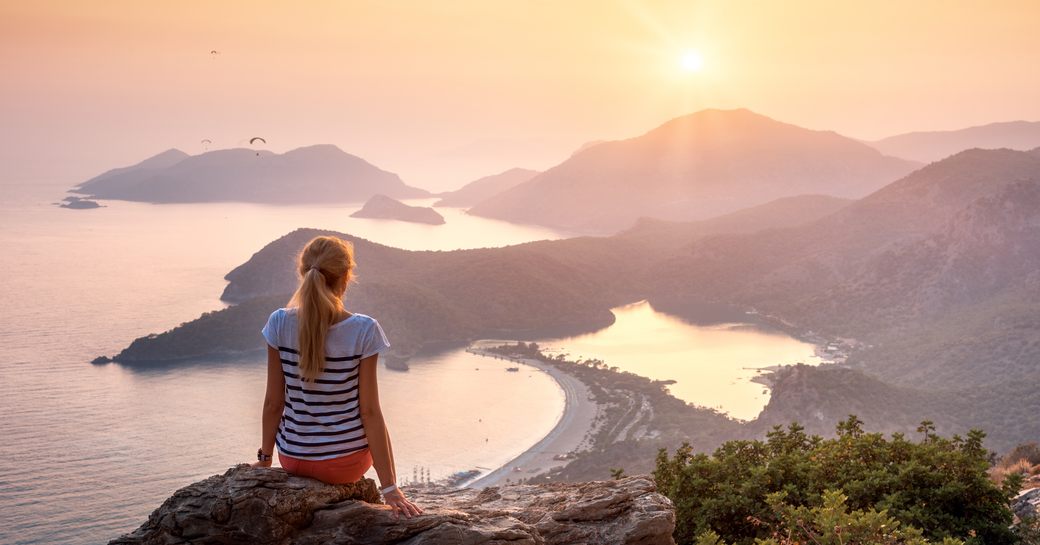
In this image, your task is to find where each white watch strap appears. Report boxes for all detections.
[380,484,398,495]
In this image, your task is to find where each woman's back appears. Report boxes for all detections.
[261,308,391,460]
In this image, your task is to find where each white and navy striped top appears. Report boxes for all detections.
[261,307,391,460]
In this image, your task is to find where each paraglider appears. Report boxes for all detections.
[201,139,212,145]
[249,137,266,145]
[210,50,220,55]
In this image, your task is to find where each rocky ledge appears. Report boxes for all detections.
[110,464,676,544]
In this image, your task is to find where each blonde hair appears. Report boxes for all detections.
[287,236,356,381]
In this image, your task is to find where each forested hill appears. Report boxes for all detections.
[115,147,1040,389]
[648,147,1040,390]
[108,148,1040,451]
[116,189,854,363]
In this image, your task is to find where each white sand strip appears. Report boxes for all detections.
[463,345,600,489]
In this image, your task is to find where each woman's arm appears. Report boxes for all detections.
[358,354,423,518]
[253,344,285,467]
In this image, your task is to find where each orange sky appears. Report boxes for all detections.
[2,1,1039,190]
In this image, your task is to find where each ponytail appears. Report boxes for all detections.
[287,237,356,381]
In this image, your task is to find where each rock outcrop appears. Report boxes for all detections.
[110,465,676,544]
[1014,487,1040,523]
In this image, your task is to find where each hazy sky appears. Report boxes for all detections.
[3,1,1039,191]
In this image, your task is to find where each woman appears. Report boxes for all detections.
[250,235,422,519]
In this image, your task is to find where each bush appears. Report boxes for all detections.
[696,489,965,545]
[654,416,1017,545]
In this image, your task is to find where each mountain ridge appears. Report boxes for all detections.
[467,108,919,234]
[867,120,1040,162]
[434,167,539,207]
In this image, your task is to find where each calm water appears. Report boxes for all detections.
[537,300,824,421]
[0,180,566,545]
[0,179,822,544]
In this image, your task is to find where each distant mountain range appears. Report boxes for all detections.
[69,111,1040,236]
[433,168,539,207]
[105,146,1040,450]
[866,120,1040,163]
[466,109,920,234]
[71,144,428,204]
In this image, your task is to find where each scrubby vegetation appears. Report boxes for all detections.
[654,417,1020,545]
[991,442,1040,490]
[695,490,966,545]
[752,364,1040,453]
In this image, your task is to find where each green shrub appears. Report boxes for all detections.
[654,416,1017,545]
[695,489,965,545]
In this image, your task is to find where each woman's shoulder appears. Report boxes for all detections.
[268,307,294,321]
[261,307,292,346]
[346,312,378,327]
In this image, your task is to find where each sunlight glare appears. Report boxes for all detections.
[680,49,704,73]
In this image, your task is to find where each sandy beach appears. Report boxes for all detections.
[462,341,601,488]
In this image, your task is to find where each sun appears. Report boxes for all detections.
[679,49,704,73]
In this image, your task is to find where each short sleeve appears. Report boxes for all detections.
[361,318,391,359]
[261,309,282,348]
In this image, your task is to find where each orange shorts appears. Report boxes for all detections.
[279,448,373,484]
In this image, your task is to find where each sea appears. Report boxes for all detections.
[0,179,821,544]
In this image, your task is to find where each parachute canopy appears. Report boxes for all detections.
[249,137,266,145]
[201,139,212,145]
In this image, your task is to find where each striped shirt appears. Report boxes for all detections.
[260,307,391,460]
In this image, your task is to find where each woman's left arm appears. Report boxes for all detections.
[252,344,285,468]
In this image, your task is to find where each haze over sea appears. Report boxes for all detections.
[0,180,568,545]
[0,178,820,545]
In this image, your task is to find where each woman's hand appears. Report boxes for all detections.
[383,488,423,519]
[250,460,273,468]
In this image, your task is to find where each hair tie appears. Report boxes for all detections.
[309,266,320,273]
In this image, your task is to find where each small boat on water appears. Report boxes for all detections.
[506,367,519,372]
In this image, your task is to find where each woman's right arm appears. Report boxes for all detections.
[358,355,423,519]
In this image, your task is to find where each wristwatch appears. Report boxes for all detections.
[257,448,273,462]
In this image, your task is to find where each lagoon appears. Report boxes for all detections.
[536,300,824,421]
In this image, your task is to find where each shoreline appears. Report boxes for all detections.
[462,341,601,489]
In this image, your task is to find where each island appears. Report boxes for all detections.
[69,145,429,204]
[58,196,103,209]
[350,194,445,225]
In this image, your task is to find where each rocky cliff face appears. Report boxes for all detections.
[110,465,676,545]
